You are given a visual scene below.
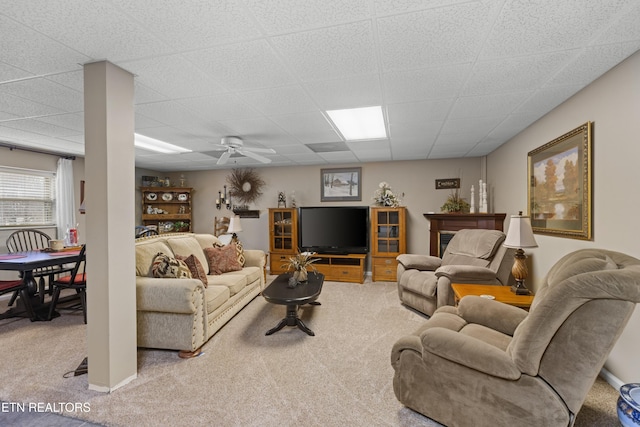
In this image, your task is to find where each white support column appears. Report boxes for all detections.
[83,61,137,392]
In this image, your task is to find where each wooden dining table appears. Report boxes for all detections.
[0,249,82,321]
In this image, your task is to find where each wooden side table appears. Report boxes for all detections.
[451,283,534,310]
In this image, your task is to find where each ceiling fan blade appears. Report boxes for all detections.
[217,150,232,165]
[238,148,272,163]
[241,146,276,154]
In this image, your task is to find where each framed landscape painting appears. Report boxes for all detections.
[528,122,592,240]
[321,167,362,201]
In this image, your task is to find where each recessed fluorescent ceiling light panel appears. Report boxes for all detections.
[326,106,387,141]
[134,133,192,154]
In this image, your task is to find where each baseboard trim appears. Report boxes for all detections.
[600,367,623,390]
[89,372,137,393]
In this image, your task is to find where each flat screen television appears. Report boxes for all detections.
[298,206,369,254]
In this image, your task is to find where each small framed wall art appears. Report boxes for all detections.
[320,167,362,202]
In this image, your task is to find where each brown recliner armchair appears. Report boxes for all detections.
[391,248,640,427]
[396,228,514,316]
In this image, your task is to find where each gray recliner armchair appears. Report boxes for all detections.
[396,228,514,316]
[391,248,640,427]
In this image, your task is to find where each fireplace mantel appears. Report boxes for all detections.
[423,213,507,257]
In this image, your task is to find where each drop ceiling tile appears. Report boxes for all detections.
[37,113,84,132]
[1,118,79,137]
[487,114,542,140]
[283,153,327,164]
[0,92,64,118]
[45,71,84,92]
[134,113,164,130]
[135,101,208,128]
[383,64,471,103]
[462,51,577,96]
[0,15,88,75]
[318,151,359,163]
[449,92,531,119]
[304,74,383,110]
[134,83,169,105]
[238,85,318,116]
[377,1,500,71]
[481,0,636,59]
[269,112,340,144]
[271,21,377,81]
[120,55,226,99]
[515,85,583,115]
[391,140,432,160]
[389,121,441,144]
[0,78,83,112]
[0,61,32,82]
[110,0,260,49]
[184,40,296,91]
[1,0,173,61]
[270,144,314,155]
[440,116,502,136]
[178,94,261,122]
[246,0,370,34]
[595,3,640,44]
[387,99,454,124]
[373,0,469,16]
[547,41,640,87]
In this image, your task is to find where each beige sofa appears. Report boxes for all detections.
[135,233,265,355]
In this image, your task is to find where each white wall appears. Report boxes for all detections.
[488,51,640,383]
[169,157,482,257]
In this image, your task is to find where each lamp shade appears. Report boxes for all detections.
[504,212,538,248]
[227,215,243,234]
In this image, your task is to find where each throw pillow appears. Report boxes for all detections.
[151,253,192,279]
[175,254,208,287]
[203,243,242,275]
[234,239,246,266]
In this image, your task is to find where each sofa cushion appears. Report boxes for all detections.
[207,273,247,296]
[136,240,174,277]
[166,235,208,274]
[151,253,192,279]
[204,243,243,275]
[176,254,208,287]
[193,234,223,250]
[205,285,230,313]
[235,239,246,266]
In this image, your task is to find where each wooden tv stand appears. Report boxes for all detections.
[312,253,366,284]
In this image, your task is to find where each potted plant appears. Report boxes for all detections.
[173,221,189,232]
[441,190,470,213]
[282,250,321,287]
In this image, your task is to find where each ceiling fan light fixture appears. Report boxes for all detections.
[134,133,192,154]
[326,106,387,141]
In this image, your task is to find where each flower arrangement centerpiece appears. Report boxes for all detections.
[372,182,401,207]
[282,250,321,287]
[441,189,470,213]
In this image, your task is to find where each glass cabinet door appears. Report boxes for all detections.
[273,210,294,251]
[376,210,401,254]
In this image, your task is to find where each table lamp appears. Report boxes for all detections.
[227,215,243,243]
[504,211,538,295]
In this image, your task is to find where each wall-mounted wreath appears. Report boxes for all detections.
[226,168,266,205]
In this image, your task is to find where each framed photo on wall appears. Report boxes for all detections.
[528,122,592,240]
[321,167,362,202]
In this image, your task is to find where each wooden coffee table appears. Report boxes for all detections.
[262,272,324,336]
[451,283,534,310]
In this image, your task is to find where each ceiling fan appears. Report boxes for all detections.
[213,136,276,165]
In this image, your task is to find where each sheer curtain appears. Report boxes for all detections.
[56,158,76,241]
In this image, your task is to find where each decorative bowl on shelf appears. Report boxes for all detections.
[618,383,640,427]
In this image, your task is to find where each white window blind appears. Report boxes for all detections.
[0,167,56,227]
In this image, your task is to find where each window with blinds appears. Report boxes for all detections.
[0,167,56,227]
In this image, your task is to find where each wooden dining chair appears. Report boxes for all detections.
[0,279,33,319]
[48,245,87,323]
[5,229,72,305]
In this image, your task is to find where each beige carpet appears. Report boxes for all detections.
[0,279,619,427]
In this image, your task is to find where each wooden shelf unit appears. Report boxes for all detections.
[370,207,407,282]
[141,187,193,233]
[267,208,367,283]
[268,208,298,275]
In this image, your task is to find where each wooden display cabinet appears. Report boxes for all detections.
[269,208,298,275]
[141,187,193,233]
[370,207,407,282]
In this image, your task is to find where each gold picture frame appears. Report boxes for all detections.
[528,122,592,240]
